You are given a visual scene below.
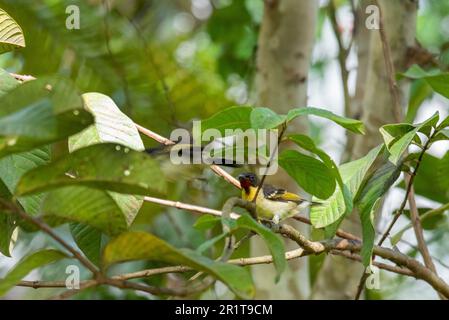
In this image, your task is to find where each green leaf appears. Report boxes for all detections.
[102,231,254,299]
[391,205,449,245]
[355,161,402,265]
[0,212,16,257]
[201,106,252,136]
[402,65,449,100]
[287,134,355,234]
[0,76,93,158]
[279,150,336,199]
[287,107,365,134]
[15,143,166,196]
[0,147,50,215]
[380,112,439,165]
[401,64,438,79]
[390,228,407,247]
[407,153,449,204]
[416,112,439,135]
[69,93,144,152]
[250,107,286,129]
[41,186,127,236]
[387,128,419,165]
[70,223,103,266]
[359,198,381,266]
[379,124,416,149]
[439,129,449,140]
[69,92,145,227]
[403,208,447,230]
[437,116,449,130]
[0,249,67,296]
[0,147,46,256]
[308,228,326,286]
[287,134,343,185]
[0,68,20,97]
[310,145,383,228]
[196,232,228,254]
[193,215,222,231]
[406,80,432,123]
[235,213,286,281]
[437,151,449,192]
[0,9,25,54]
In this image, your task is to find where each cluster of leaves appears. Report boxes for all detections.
[199,79,449,266]
[0,7,256,299]
[0,0,232,134]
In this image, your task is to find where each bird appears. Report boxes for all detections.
[237,172,318,224]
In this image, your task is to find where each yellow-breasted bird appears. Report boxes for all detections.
[238,172,318,223]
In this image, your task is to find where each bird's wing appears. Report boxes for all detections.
[262,184,304,204]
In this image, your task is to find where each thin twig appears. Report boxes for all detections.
[136,125,241,189]
[331,250,414,277]
[328,0,351,117]
[253,123,287,203]
[140,194,449,292]
[374,0,402,122]
[407,185,444,299]
[292,215,361,241]
[49,280,98,300]
[0,199,99,276]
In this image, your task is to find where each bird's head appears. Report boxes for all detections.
[238,172,259,192]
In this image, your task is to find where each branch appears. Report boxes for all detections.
[143,196,240,219]
[17,209,448,298]
[49,280,98,300]
[407,185,444,299]
[145,195,449,298]
[104,277,214,297]
[0,199,99,276]
[142,196,437,281]
[331,250,415,277]
[253,123,287,203]
[18,280,69,288]
[135,124,241,188]
[293,215,361,241]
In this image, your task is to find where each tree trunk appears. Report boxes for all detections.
[341,0,375,163]
[352,0,417,159]
[311,0,417,299]
[251,0,318,299]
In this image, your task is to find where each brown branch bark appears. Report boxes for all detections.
[14,189,449,299]
[141,194,449,298]
[407,185,443,300]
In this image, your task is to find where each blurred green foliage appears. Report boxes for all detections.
[1,0,449,301]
